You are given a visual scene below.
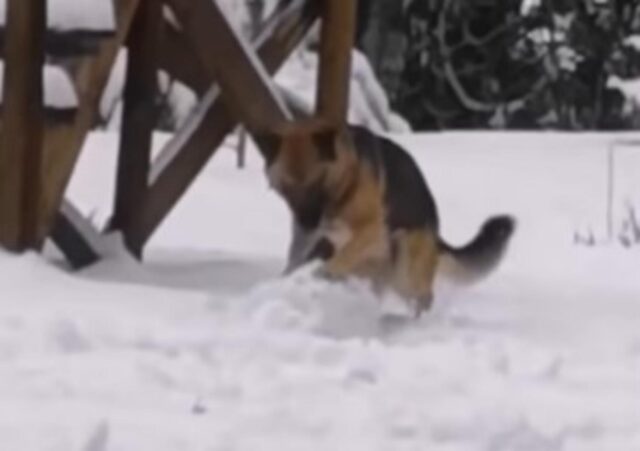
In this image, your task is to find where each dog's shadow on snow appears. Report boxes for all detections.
[79,249,283,296]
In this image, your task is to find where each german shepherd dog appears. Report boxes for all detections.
[256,119,515,314]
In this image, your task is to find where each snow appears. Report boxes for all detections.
[100,53,200,131]
[0,61,78,109]
[0,0,115,31]
[158,71,199,130]
[2,129,640,450]
[99,50,127,127]
[520,0,542,15]
[626,35,640,51]
[608,75,640,107]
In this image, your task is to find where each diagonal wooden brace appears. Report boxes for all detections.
[126,0,319,249]
[166,0,292,133]
[110,0,162,258]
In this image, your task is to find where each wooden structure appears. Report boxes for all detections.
[0,0,357,267]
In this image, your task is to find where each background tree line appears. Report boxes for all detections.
[356,0,640,130]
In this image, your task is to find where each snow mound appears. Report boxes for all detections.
[223,262,413,340]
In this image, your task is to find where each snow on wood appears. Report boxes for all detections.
[148,86,220,183]
[213,0,281,40]
[158,70,198,128]
[226,3,292,122]
[0,0,115,31]
[99,49,127,123]
[0,60,77,109]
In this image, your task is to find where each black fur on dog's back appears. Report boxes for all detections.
[348,125,439,233]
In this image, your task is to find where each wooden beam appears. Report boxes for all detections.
[0,0,46,251]
[315,0,357,124]
[159,0,303,97]
[51,200,101,270]
[0,29,116,58]
[167,0,291,133]
[38,0,141,245]
[128,0,318,248]
[158,22,209,96]
[110,0,162,257]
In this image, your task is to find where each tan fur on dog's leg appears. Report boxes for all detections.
[323,221,388,279]
[412,231,438,314]
[391,229,438,314]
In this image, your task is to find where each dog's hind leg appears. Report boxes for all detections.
[322,220,388,279]
[390,229,438,314]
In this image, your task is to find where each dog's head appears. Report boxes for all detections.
[254,120,347,230]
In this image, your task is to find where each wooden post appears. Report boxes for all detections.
[110,0,161,257]
[51,200,100,269]
[159,23,209,96]
[0,0,46,251]
[236,0,266,168]
[315,0,357,124]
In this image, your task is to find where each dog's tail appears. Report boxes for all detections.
[437,215,516,285]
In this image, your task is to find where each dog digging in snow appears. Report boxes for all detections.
[256,119,515,315]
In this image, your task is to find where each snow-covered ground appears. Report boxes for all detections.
[2,131,640,450]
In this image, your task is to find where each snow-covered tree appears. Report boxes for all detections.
[359,0,640,130]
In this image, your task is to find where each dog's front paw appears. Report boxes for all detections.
[313,261,345,281]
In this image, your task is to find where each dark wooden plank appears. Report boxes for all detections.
[158,22,209,96]
[125,90,235,249]
[0,29,115,58]
[0,105,78,124]
[0,0,46,251]
[315,0,357,124]
[38,0,141,245]
[167,0,291,133]
[128,0,318,247]
[110,0,162,257]
[159,0,305,97]
[51,200,101,270]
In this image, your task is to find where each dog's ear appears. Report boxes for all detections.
[311,127,338,162]
[253,131,281,165]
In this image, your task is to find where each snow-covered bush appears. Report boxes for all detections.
[382,0,640,130]
[275,29,412,134]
